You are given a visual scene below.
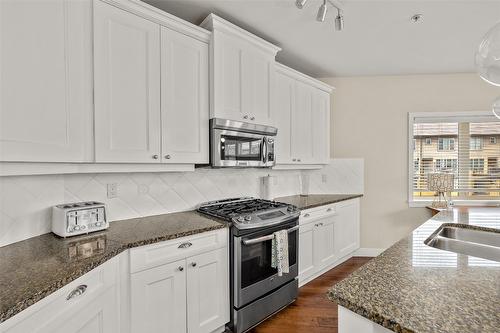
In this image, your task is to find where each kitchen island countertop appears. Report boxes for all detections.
[328,208,500,333]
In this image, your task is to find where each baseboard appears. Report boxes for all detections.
[354,248,385,257]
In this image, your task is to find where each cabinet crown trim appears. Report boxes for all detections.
[276,62,334,93]
[200,13,281,55]
[98,0,211,42]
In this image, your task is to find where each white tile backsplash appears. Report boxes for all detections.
[0,159,363,247]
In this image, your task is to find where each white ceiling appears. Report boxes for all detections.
[144,0,500,77]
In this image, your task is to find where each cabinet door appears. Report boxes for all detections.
[334,200,360,258]
[213,33,244,121]
[291,81,313,163]
[314,216,336,269]
[0,0,92,162]
[274,71,294,164]
[130,259,187,333]
[186,248,229,333]
[161,27,209,164]
[298,222,316,282]
[93,0,161,163]
[243,50,274,126]
[311,89,331,164]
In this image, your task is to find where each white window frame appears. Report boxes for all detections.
[408,111,500,207]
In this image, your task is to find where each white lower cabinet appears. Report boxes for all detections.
[131,259,187,333]
[130,229,229,333]
[1,257,120,333]
[298,199,360,286]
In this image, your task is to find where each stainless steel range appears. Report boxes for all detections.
[198,198,300,333]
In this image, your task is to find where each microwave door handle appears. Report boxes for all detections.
[262,137,268,164]
[242,225,299,245]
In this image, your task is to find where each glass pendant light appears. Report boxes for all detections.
[476,22,500,86]
[493,96,500,120]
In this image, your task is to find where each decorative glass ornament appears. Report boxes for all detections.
[476,22,500,86]
[493,96,500,120]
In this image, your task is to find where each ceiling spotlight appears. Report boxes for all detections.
[335,9,344,31]
[295,0,308,9]
[317,0,328,22]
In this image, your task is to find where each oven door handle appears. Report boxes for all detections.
[242,225,299,245]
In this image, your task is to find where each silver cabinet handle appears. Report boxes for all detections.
[326,208,333,212]
[191,262,197,267]
[66,285,87,300]
[178,266,184,271]
[250,116,255,120]
[178,242,192,249]
[153,154,159,159]
[243,115,249,119]
[303,213,310,218]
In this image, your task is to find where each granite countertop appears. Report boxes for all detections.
[274,194,363,210]
[0,211,225,323]
[328,208,500,333]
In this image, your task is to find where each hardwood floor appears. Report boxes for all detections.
[248,257,372,333]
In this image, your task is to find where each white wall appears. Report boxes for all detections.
[321,73,500,249]
[0,159,363,247]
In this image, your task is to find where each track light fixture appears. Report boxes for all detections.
[316,0,327,22]
[295,0,344,31]
[295,0,308,9]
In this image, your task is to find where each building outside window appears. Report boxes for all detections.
[437,138,455,151]
[470,137,483,150]
[409,112,500,205]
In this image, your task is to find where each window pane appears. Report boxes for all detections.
[411,120,500,201]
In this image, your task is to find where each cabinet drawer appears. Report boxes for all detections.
[299,203,337,225]
[129,228,228,274]
[2,257,119,333]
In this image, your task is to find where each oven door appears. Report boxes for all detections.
[212,129,266,167]
[233,220,299,308]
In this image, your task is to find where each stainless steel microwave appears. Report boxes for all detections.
[210,118,277,168]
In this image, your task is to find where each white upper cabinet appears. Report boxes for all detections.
[201,14,280,126]
[161,27,209,164]
[93,0,161,163]
[0,0,93,162]
[274,63,333,167]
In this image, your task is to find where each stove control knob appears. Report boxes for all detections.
[287,206,294,212]
[237,217,244,222]
[244,216,252,221]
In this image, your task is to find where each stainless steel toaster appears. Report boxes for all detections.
[52,201,108,237]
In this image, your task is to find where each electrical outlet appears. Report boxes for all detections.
[321,174,328,183]
[107,183,118,198]
[138,184,149,195]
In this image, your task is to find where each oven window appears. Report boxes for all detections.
[220,135,262,161]
[240,231,297,289]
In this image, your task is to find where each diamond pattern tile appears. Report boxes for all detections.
[0,159,363,247]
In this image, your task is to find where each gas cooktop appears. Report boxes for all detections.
[197,197,299,229]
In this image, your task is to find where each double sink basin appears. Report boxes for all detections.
[425,225,500,262]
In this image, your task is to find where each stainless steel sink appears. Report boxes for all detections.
[425,226,500,262]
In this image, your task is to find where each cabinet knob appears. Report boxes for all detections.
[66,285,87,300]
[191,262,197,267]
[152,154,159,159]
[243,115,249,120]
[297,159,301,162]
[250,116,255,121]
[326,208,333,212]
[292,158,297,162]
[303,213,310,218]
[178,266,184,272]
[165,155,171,159]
